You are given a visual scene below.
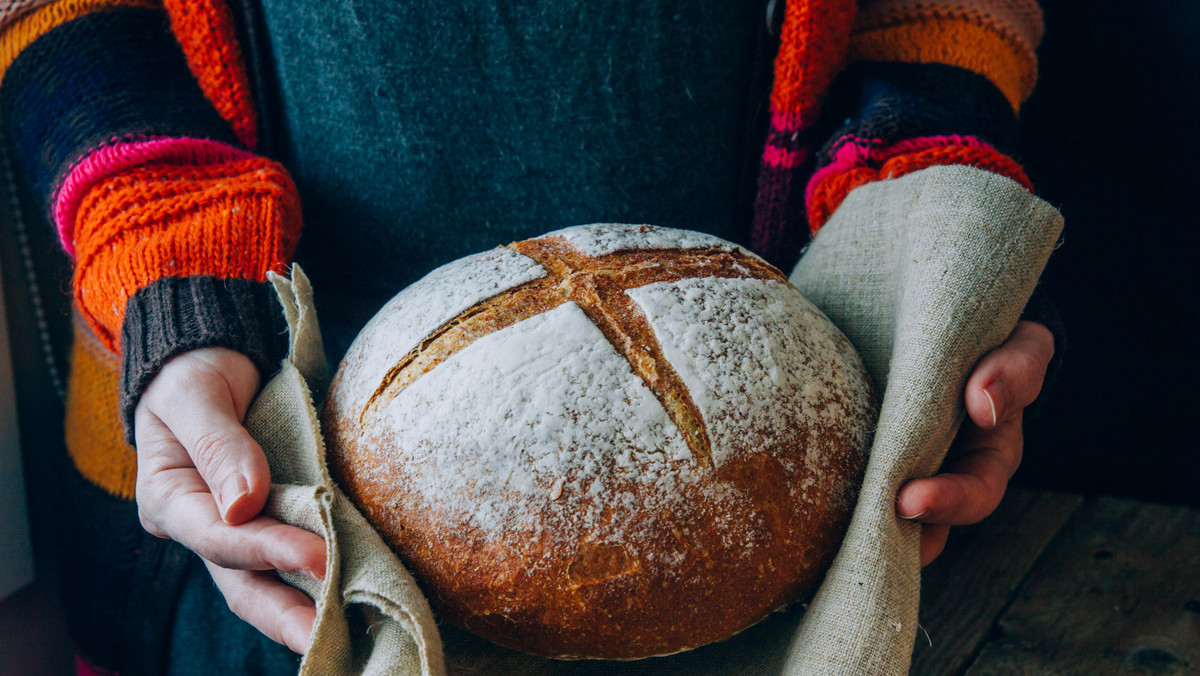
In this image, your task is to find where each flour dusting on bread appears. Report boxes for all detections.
[373,301,695,535]
[545,222,759,259]
[629,277,874,473]
[333,246,546,417]
[323,224,878,659]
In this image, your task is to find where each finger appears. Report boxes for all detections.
[896,414,1023,526]
[920,524,950,568]
[140,473,325,575]
[140,356,269,524]
[166,495,326,576]
[135,414,326,576]
[965,320,1054,429]
[133,405,204,539]
[205,558,317,654]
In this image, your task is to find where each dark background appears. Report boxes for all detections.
[1016,0,1200,506]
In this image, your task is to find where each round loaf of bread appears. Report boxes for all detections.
[322,224,877,659]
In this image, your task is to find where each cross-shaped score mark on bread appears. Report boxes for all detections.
[360,236,787,470]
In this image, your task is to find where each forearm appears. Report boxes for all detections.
[806,0,1043,234]
[0,0,299,447]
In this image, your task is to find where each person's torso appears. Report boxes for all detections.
[256,0,773,354]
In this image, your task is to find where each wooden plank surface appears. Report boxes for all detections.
[965,497,1200,675]
[911,488,1084,675]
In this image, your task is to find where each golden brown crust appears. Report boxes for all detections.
[323,231,875,659]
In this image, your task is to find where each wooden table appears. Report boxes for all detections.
[443,488,1200,674]
[912,489,1200,675]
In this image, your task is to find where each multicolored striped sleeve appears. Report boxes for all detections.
[0,0,299,485]
[806,0,1042,232]
[752,0,1044,265]
[751,0,859,265]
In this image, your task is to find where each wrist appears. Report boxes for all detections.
[120,276,288,445]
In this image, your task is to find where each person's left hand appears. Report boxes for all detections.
[895,320,1055,567]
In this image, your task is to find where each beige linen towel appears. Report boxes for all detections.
[244,267,445,676]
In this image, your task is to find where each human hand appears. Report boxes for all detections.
[133,347,327,653]
[895,320,1055,567]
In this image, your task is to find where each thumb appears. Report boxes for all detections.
[139,348,268,524]
[965,321,1054,429]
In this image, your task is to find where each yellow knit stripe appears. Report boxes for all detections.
[0,0,160,84]
[855,0,1044,49]
[849,12,1037,111]
[64,318,137,500]
[1,0,58,30]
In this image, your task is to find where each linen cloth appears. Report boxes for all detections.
[245,267,444,676]
[248,164,1062,674]
[783,164,1062,674]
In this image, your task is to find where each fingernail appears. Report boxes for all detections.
[219,473,249,521]
[896,493,927,519]
[982,389,998,428]
[983,382,1007,428]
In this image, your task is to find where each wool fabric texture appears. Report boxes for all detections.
[0,0,60,28]
[804,60,1026,231]
[0,0,1043,426]
[857,0,1045,48]
[0,0,1056,673]
[0,0,158,82]
[119,275,291,444]
[64,317,137,500]
[750,0,1036,259]
[54,455,192,674]
[815,61,1022,166]
[851,0,1044,110]
[258,0,762,328]
[807,135,1031,229]
[0,7,238,210]
[165,557,302,675]
[751,0,856,264]
[850,13,1033,110]
[52,137,253,254]
[163,0,258,148]
[73,156,300,351]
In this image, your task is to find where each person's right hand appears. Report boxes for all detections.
[133,347,327,654]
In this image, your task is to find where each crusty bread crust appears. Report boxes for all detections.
[323,225,877,659]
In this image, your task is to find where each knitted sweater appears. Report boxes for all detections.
[0,0,1043,672]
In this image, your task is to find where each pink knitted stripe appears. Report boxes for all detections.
[74,654,117,676]
[53,136,254,255]
[762,143,809,170]
[769,109,807,135]
[805,134,994,205]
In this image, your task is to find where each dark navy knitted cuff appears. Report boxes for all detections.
[119,276,289,445]
[815,61,1021,170]
[0,7,238,212]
